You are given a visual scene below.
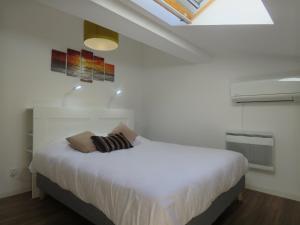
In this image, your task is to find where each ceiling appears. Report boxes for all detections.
[38,0,300,62]
[170,0,300,58]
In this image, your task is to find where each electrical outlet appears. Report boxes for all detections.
[9,168,18,178]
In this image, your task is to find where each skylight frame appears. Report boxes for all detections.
[153,0,215,24]
[129,0,274,26]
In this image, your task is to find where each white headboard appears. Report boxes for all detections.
[33,107,134,154]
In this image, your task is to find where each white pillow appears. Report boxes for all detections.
[133,136,151,146]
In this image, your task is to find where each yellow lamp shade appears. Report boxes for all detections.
[84,20,119,51]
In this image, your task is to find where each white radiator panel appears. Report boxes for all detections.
[226,131,274,172]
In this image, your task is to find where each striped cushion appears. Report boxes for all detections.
[91,133,133,153]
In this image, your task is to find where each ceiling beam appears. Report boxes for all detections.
[37,0,210,63]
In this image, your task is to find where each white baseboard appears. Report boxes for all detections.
[246,184,300,202]
[0,187,32,199]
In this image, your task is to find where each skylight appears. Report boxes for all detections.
[130,0,274,26]
[153,0,214,24]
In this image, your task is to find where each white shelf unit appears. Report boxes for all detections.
[26,109,34,155]
[27,132,33,154]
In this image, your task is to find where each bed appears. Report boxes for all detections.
[31,107,248,225]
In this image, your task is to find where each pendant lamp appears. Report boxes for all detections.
[84,20,119,51]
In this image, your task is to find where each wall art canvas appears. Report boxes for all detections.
[80,49,93,83]
[51,49,66,73]
[93,56,105,81]
[105,63,115,82]
[51,47,116,82]
[67,49,81,77]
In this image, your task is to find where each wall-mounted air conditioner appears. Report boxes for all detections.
[231,79,300,103]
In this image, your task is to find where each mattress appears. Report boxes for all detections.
[33,137,248,225]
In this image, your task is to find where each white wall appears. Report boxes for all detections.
[1,0,300,202]
[142,47,300,201]
[0,0,145,198]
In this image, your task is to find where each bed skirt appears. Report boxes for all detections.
[37,174,245,225]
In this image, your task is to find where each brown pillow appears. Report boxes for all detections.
[110,123,137,144]
[66,131,96,153]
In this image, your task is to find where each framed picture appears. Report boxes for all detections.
[51,47,116,83]
[105,63,115,82]
[93,56,105,81]
[67,49,81,77]
[51,50,66,73]
[80,50,93,83]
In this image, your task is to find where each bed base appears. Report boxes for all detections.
[37,174,245,225]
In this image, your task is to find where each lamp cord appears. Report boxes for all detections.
[241,103,245,130]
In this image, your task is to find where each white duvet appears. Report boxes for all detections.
[33,137,248,225]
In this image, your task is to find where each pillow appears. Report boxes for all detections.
[110,123,137,144]
[133,136,152,146]
[91,133,133,153]
[66,131,96,153]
